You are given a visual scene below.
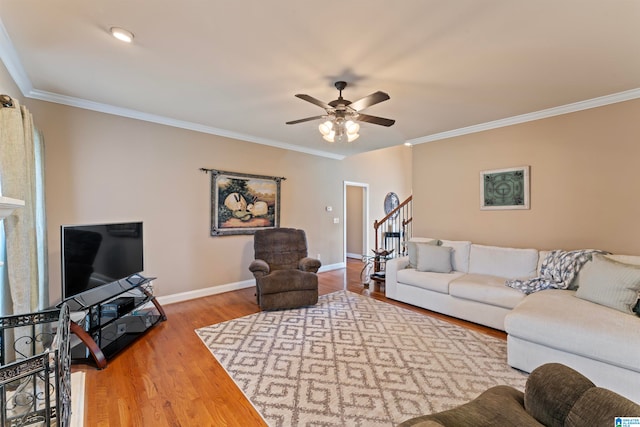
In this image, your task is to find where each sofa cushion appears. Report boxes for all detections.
[449,274,527,309]
[409,237,439,243]
[575,254,640,314]
[468,244,539,279]
[416,244,452,273]
[407,238,441,269]
[440,240,471,273]
[505,289,640,372]
[607,254,640,266]
[396,269,465,294]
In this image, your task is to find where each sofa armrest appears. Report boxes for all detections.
[299,257,321,273]
[385,256,409,300]
[567,387,640,425]
[249,259,270,278]
[524,363,595,426]
[398,385,534,427]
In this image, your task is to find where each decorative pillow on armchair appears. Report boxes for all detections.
[575,254,640,314]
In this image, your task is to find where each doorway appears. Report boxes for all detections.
[343,181,369,264]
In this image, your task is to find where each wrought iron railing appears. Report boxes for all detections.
[373,195,413,261]
[0,305,71,427]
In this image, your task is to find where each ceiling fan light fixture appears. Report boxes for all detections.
[318,116,360,143]
[318,120,333,136]
[290,81,391,144]
[345,120,360,135]
[342,119,360,142]
[110,27,134,43]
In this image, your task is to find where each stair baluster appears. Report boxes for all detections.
[372,195,413,278]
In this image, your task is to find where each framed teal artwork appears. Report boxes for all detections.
[480,166,530,210]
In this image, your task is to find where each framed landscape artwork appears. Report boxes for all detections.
[480,166,530,210]
[209,170,283,236]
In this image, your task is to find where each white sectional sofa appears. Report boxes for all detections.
[385,238,539,330]
[384,238,640,403]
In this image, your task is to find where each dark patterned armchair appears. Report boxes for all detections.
[249,228,321,310]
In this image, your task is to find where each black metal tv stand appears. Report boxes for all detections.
[61,275,167,369]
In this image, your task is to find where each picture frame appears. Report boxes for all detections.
[209,170,283,236]
[480,166,530,210]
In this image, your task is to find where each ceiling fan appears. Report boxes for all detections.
[286,81,395,143]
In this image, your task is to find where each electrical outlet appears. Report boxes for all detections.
[333,217,339,224]
[317,253,321,261]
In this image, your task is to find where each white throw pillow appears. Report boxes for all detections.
[573,253,640,289]
[439,240,472,273]
[416,244,453,273]
[406,239,441,269]
[575,254,640,314]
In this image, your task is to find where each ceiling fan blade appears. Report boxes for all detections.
[348,91,390,112]
[356,113,396,127]
[295,94,333,110]
[286,115,326,125]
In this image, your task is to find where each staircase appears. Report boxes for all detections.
[371,195,412,276]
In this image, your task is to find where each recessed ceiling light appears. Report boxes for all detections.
[110,27,134,43]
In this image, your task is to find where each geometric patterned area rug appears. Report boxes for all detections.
[195,291,527,427]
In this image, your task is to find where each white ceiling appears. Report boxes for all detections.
[1,0,640,159]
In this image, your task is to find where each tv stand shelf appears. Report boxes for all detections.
[62,275,166,369]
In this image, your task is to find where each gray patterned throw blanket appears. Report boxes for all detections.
[506,249,608,294]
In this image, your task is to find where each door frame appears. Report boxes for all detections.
[343,181,369,265]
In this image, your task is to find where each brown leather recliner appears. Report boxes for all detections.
[249,228,321,310]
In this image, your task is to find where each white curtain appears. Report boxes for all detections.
[0,97,48,316]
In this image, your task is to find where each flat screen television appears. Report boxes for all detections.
[61,221,144,300]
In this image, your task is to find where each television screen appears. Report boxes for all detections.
[61,222,144,300]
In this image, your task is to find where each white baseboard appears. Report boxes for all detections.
[156,279,256,306]
[346,252,362,259]
[70,371,85,427]
[318,262,345,273]
[157,262,346,306]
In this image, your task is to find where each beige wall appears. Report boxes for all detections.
[342,145,413,251]
[412,99,640,255]
[2,57,412,303]
[13,94,411,304]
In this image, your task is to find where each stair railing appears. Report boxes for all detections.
[373,195,413,261]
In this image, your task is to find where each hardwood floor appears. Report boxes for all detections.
[76,259,505,426]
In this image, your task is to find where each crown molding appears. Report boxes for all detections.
[0,16,33,95]
[3,16,639,157]
[407,88,640,146]
[0,16,344,160]
[26,88,346,160]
